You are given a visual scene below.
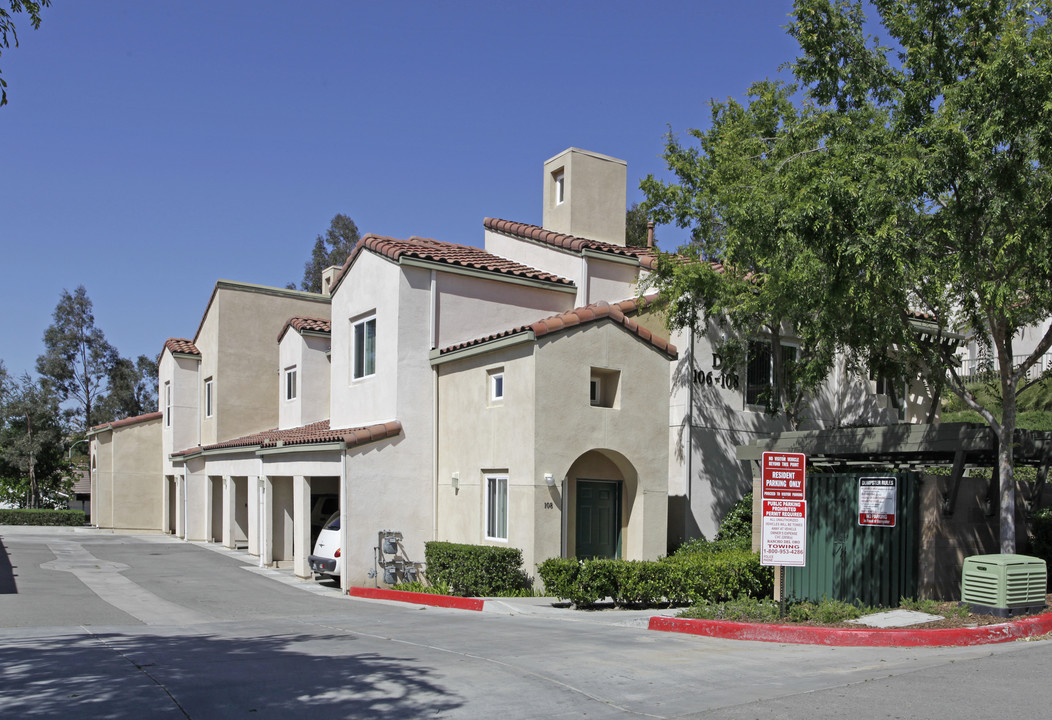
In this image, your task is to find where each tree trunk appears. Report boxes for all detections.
[996,321,1017,554]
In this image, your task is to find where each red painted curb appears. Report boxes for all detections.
[648,612,1052,647]
[348,586,485,611]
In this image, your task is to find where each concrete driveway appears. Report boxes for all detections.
[2,525,1051,719]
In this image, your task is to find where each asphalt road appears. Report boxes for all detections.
[2,526,1051,719]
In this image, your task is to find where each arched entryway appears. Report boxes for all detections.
[565,449,639,560]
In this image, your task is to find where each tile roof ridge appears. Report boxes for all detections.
[278,315,333,342]
[483,217,660,269]
[439,294,675,358]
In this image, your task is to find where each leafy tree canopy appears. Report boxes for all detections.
[643,0,1052,551]
[0,0,49,107]
[294,213,361,293]
[0,370,72,509]
[36,286,119,432]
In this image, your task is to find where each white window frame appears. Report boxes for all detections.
[485,474,509,541]
[489,369,504,403]
[554,170,565,205]
[285,367,297,401]
[352,315,377,381]
[204,377,214,418]
[164,381,172,427]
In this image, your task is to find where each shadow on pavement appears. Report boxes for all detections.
[0,629,464,719]
[0,536,16,594]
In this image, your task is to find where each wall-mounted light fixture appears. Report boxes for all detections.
[451,472,459,490]
[544,473,555,486]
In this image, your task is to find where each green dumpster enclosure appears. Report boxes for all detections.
[784,472,920,606]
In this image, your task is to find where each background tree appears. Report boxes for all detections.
[0,0,49,107]
[94,354,159,424]
[644,0,1052,552]
[293,213,361,292]
[625,203,655,248]
[0,371,72,508]
[36,286,119,432]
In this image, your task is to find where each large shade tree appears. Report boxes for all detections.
[643,0,1052,552]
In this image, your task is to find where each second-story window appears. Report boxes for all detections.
[489,368,504,404]
[746,340,798,408]
[353,315,376,380]
[204,377,214,418]
[164,382,171,427]
[285,367,297,401]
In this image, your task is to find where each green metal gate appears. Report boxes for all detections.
[784,472,919,606]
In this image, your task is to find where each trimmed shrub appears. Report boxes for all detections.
[423,541,531,597]
[0,509,85,526]
[537,557,581,601]
[538,546,772,608]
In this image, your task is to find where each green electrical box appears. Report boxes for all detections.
[961,554,1047,617]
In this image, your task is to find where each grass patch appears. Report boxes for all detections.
[678,597,782,622]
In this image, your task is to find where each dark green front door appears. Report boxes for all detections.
[576,480,621,559]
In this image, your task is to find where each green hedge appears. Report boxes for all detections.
[0,509,86,526]
[423,541,531,597]
[537,547,772,608]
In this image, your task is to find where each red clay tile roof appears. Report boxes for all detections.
[277,316,333,342]
[89,411,163,433]
[171,419,402,457]
[164,338,201,356]
[438,294,676,358]
[484,218,660,270]
[330,234,573,295]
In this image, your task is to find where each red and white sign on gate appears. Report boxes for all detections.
[761,451,806,501]
[760,452,808,567]
[760,499,807,566]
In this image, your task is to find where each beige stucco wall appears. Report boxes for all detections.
[433,270,574,348]
[161,352,200,475]
[278,330,331,430]
[436,319,670,581]
[195,282,330,447]
[542,148,627,246]
[92,417,163,531]
[329,252,404,428]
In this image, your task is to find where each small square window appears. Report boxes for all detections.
[589,368,620,408]
[285,368,297,401]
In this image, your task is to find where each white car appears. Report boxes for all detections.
[309,511,341,578]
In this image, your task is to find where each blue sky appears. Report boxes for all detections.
[1,1,800,381]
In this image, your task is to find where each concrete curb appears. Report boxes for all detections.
[648,612,1052,647]
[348,586,485,611]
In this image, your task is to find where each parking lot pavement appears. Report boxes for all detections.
[3,526,1052,719]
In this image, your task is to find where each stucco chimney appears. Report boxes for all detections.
[321,265,340,296]
[542,148,627,246]
[647,221,655,248]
